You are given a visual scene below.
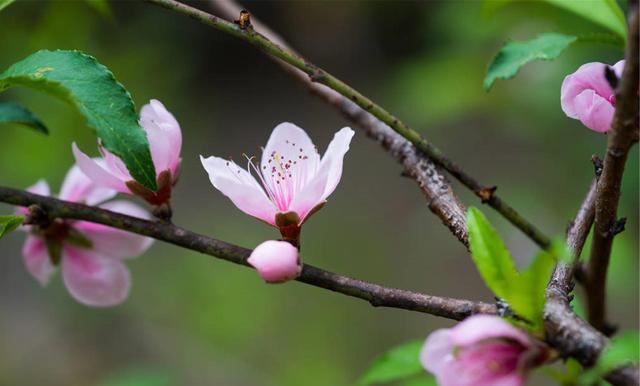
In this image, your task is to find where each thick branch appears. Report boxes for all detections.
[209,0,469,247]
[586,8,639,332]
[148,0,550,249]
[545,180,639,385]
[0,186,494,320]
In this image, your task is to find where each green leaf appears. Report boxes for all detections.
[484,33,577,90]
[0,101,48,134]
[543,0,627,40]
[0,215,24,238]
[357,340,424,385]
[401,375,438,386]
[85,0,112,18]
[508,248,556,330]
[0,0,15,11]
[580,331,639,384]
[467,207,519,299]
[0,50,157,190]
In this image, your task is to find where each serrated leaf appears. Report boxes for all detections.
[508,249,556,330]
[467,207,519,299]
[543,0,626,40]
[484,33,577,90]
[0,50,157,190]
[0,215,24,238]
[357,340,424,385]
[0,101,48,134]
[0,0,15,11]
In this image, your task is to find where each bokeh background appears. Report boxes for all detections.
[0,1,637,385]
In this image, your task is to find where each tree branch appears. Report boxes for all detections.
[147,0,551,249]
[545,180,639,386]
[0,185,495,320]
[586,8,639,332]
[208,0,469,247]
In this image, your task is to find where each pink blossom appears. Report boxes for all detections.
[561,60,625,133]
[247,240,300,283]
[72,99,182,204]
[18,165,153,307]
[420,315,547,386]
[200,122,354,238]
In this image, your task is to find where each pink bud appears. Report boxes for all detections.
[561,60,625,133]
[420,315,547,386]
[247,240,301,283]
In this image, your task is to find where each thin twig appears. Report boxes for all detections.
[147,0,551,249]
[586,8,639,332]
[545,180,639,386]
[209,0,469,247]
[0,186,495,320]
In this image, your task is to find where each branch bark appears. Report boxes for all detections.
[209,0,469,247]
[147,0,551,249]
[586,8,639,332]
[0,186,495,320]
[545,180,639,386]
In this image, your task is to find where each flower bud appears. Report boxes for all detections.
[247,240,300,283]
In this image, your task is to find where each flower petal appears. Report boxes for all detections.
[200,155,277,225]
[140,99,182,176]
[22,235,55,285]
[450,315,530,348]
[74,200,153,259]
[61,246,130,307]
[288,127,354,221]
[260,122,320,176]
[247,240,300,283]
[72,143,129,193]
[420,329,454,374]
[561,62,614,118]
[612,60,625,78]
[574,89,615,133]
[437,342,525,386]
[59,164,117,205]
[16,179,50,216]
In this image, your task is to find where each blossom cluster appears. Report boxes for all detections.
[13,57,623,385]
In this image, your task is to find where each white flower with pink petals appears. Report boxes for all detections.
[18,165,153,307]
[72,99,182,205]
[200,122,354,240]
[420,315,548,386]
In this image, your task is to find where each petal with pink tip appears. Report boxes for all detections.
[61,246,130,307]
[72,143,129,193]
[574,89,615,133]
[247,240,300,283]
[59,164,117,205]
[420,329,454,374]
[200,155,278,225]
[22,235,55,285]
[450,315,530,348]
[140,100,182,175]
[288,127,354,221]
[74,200,153,259]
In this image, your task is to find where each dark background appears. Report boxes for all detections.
[0,1,637,385]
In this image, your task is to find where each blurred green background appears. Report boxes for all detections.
[0,1,637,385]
